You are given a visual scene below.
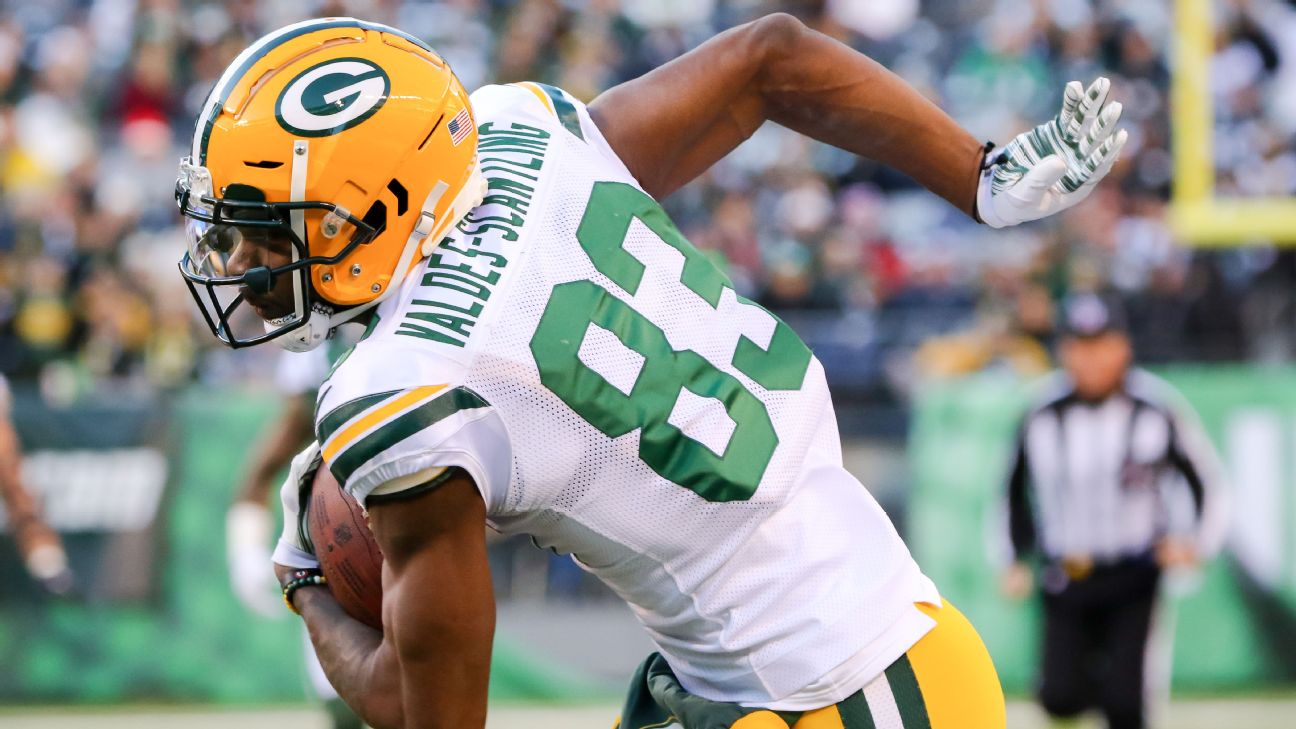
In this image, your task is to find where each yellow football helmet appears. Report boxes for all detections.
[176,18,485,350]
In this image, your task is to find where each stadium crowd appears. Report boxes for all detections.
[0,0,1294,403]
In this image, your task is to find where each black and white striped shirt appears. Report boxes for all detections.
[1007,369,1227,563]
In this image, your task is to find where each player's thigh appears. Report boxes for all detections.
[905,599,1005,729]
[789,600,1005,729]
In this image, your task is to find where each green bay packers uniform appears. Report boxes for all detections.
[313,83,997,719]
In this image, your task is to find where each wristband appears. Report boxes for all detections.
[281,568,327,614]
[979,140,1006,170]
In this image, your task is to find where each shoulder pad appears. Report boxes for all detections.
[317,382,490,488]
[314,339,505,507]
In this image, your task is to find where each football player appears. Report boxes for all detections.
[175,15,1125,729]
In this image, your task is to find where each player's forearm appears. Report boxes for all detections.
[295,588,405,729]
[755,15,983,215]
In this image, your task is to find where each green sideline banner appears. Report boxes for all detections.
[909,366,1296,692]
[6,368,1296,703]
[0,390,600,704]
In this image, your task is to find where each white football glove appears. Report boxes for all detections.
[226,501,281,617]
[978,77,1129,228]
[270,441,322,570]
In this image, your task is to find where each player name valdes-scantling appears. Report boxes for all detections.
[395,122,552,347]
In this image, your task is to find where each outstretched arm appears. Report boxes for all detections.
[590,13,1125,226]
[589,13,984,212]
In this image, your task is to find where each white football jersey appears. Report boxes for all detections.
[315,83,940,709]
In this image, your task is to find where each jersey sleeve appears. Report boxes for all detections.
[470,82,639,184]
[314,348,511,510]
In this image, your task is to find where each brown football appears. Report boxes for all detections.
[307,466,384,630]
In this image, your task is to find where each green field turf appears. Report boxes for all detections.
[2,699,1295,729]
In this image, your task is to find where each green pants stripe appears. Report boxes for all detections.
[884,655,932,729]
[837,689,878,729]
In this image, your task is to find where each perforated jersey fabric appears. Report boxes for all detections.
[315,83,940,709]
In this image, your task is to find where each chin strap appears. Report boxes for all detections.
[272,303,334,353]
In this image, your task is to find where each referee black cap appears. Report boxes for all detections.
[1061,293,1127,338]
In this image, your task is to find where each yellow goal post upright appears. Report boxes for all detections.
[1170,0,1296,245]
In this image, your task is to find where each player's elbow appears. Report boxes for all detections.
[746,13,816,112]
[748,12,807,64]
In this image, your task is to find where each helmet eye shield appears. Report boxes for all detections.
[174,162,379,348]
[182,216,296,283]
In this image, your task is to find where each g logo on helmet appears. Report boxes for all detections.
[275,58,390,137]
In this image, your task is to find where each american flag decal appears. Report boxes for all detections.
[447,108,472,146]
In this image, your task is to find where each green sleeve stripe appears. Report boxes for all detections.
[837,689,877,728]
[316,389,403,445]
[884,655,932,729]
[536,83,585,141]
[330,387,489,485]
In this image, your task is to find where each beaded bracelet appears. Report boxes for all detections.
[281,568,327,615]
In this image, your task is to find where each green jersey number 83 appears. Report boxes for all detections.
[530,182,812,502]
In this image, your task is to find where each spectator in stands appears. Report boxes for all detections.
[0,0,1291,399]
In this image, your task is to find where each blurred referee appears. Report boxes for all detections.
[1000,294,1228,729]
